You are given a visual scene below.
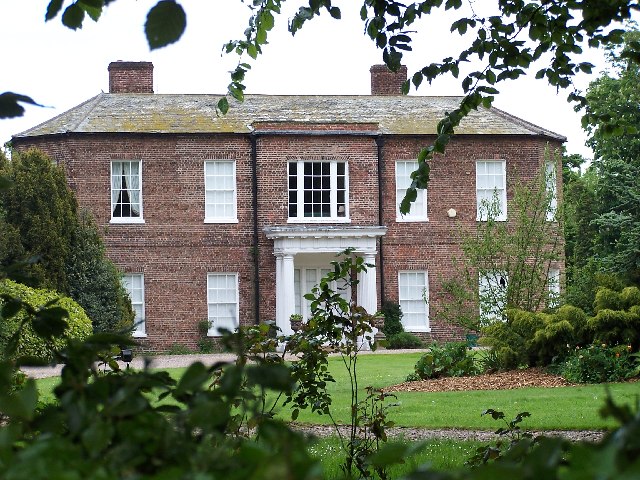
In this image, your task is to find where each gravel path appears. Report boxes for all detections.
[20,349,431,379]
[291,424,606,442]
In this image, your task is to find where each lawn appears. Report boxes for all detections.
[309,437,482,476]
[35,352,639,430]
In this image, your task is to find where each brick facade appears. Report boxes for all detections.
[12,62,564,352]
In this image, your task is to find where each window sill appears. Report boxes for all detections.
[396,217,429,223]
[405,326,431,333]
[204,218,239,224]
[132,332,147,338]
[110,218,145,224]
[287,217,351,224]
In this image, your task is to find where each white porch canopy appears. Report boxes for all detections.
[263,225,387,336]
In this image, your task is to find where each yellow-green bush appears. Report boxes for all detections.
[482,305,590,369]
[620,286,640,310]
[594,287,623,312]
[0,279,92,361]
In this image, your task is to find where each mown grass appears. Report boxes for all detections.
[35,352,639,430]
[309,437,482,477]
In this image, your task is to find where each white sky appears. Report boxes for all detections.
[0,0,621,158]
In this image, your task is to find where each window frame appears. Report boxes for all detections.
[476,160,507,221]
[548,267,561,307]
[398,270,430,332]
[122,273,146,337]
[294,267,350,320]
[206,273,239,337]
[110,160,144,224]
[395,160,428,222]
[545,161,558,221]
[204,160,238,223]
[287,160,350,223]
[478,271,508,324]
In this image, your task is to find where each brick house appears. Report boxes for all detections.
[12,61,564,352]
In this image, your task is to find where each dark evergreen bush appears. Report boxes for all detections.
[1,149,134,334]
[381,301,404,336]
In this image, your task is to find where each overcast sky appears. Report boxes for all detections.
[1,0,622,158]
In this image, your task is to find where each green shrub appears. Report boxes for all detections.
[66,211,135,334]
[197,338,217,354]
[589,309,640,349]
[621,286,640,310]
[387,332,423,349]
[560,344,636,383]
[381,301,404,336]
[0,279,92,362]
[166,343,194,355]
[481,309,542,369]
[482,306,590,369]
[412,342,478,379]
[594,287,623,312]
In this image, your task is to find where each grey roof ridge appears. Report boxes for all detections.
[72,93,106,131]
[488,104,566,141]
[14,93,104,138]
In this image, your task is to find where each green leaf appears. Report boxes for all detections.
[61,3,85,30]
[329,6,340,19]
[0,379,38,420]
[217,97,229,115]
[45,0,64,20]
[145,0,187,50]
[1,298,23,319]
[175,362,208,394]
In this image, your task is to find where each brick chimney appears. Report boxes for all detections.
[370,64,408,95]
[108,61,154,93]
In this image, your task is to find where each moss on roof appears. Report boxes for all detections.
[14,93,565,140]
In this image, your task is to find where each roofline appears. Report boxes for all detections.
[490,105,566,142]
[11,130,565,144]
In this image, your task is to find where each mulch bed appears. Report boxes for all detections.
[384,368,574,393]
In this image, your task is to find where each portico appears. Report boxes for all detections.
[263,225,387,336]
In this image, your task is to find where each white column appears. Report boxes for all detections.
[276,253,295,336]
[275,253,284,332]
[357,253,378,351]
[358,253,378,315]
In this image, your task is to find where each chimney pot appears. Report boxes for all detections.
[370,64,408,95]
[108,61,154,94]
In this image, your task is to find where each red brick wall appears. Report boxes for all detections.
[370,65,408,95]
[108,62,154,94]
[379,135,563,340]
[13,132,563,350]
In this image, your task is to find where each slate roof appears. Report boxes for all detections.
[14,93,565,140]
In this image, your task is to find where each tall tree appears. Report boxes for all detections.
[581,29,640,283]
[0,148,134,333]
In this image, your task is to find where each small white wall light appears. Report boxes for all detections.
[447,208,457,218]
